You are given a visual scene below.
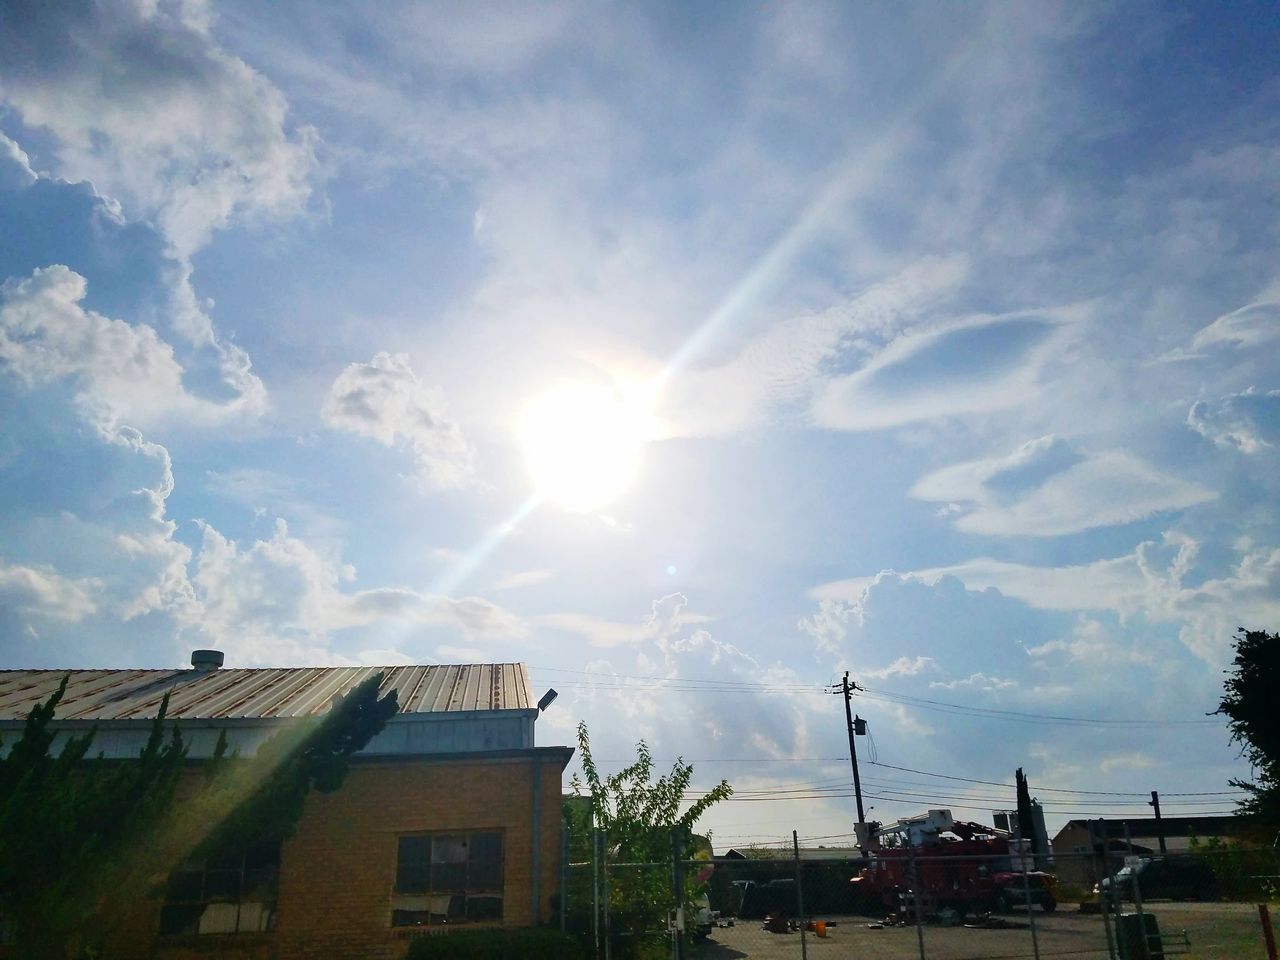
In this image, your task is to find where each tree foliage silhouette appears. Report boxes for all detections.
[0,672,398,957]
[1217,628,1279,826]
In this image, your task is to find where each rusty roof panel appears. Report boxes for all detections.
[0,664,534,722]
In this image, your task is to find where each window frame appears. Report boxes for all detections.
[391,829,505,927]
[158,841,281,938]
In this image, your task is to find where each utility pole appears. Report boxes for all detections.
[841,672,868,851]
[1149,791,1167,854]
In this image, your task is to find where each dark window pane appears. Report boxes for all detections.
[203,869,241,900]
[159,904,202,936]
[396,860,428,893]
[166,869,203,902]
[432,862,466,891]
[244,842,281,870]
[469,861,501,891]
[466,896,503,921]
[399,835,430,865]
[207,849,241,871]
[397,836,431,892]
[447,894,466,918]
[243,865,279,899]
[469,832,501,861]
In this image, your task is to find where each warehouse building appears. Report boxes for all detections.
[0,656,571,960]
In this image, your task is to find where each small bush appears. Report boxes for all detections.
[405,927,588,960]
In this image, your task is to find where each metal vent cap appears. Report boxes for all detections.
[190,649,225,671]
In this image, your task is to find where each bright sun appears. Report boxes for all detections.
[518,382,654,513]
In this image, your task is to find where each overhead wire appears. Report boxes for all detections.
[535,666,1225,727]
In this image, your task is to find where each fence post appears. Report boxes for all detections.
[1261,903,1278,960]
[671,829,686,960]
[1093,833,1117,960]
[906,843,926,960]
[1123,822,1149,960]
[793,831,808,960]
[592,827,601,960]
[1015,822,1042,960]
[601,828,611,960]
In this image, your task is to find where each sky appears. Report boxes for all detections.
[1,0,1278,849]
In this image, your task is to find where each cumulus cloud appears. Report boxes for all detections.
[190,519,526,664]
[0,265,261,427]
[323,352,476,491]
[537,592,713,649]
[0,132,37,189]
[822,532,1280,666]
[0,0,317,253]
[0,563,98,622]
[1187,388,1280,453]
[911,436,1216,536]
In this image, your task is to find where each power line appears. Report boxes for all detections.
[865,760,1244,797]
[536,666,1224,727]
[858,686,1223,727]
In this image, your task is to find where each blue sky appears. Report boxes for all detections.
[1,0,1278,846]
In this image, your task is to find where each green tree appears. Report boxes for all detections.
[1217,628,1280,826]
[0,672,398,958]
[567,722,732,958]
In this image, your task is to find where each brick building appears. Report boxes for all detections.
[0,657,572,959]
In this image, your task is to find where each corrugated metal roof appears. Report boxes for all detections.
[0,664,533,721]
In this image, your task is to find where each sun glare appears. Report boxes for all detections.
[518,382,654,513]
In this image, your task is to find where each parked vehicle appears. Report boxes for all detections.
[1094,857,1217,902]
[850,809,1058,917]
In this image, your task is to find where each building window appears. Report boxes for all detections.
[392,831,503,926]
[159,841,280,936]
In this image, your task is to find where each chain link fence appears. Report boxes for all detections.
[558,832,1278,960]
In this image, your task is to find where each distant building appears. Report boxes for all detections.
[0,658,572,960]
[1050,816,1249,886]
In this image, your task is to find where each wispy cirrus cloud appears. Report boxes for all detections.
[911,436,1215,536]
[810,309,1080,432]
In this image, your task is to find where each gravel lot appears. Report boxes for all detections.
[691,901,1270,960]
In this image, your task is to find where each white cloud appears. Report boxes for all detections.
[810,308,1080,431]
[322,353,476,491]
[0,0,316,253]
[911,436,1216,536]
[1187,388,1280,453]
[1188,284,1280,354]
[1098,751,1160,775]
[0,563,98,622]
[0,132,36,189]
[663,257,967,437]
[190,519,527,664]
[0,265,263,427]
[491,568,555,591]
[536,593,714,649]
[821,532,1280,666]
[929,672,1016,692]
[865,656,935,680]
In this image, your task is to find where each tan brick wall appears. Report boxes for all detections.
[90,750,568,960]
[275,753,566,960]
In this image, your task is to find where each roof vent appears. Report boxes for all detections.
[190,649,225,671]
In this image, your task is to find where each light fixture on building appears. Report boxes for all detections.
[537,688,558,712]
